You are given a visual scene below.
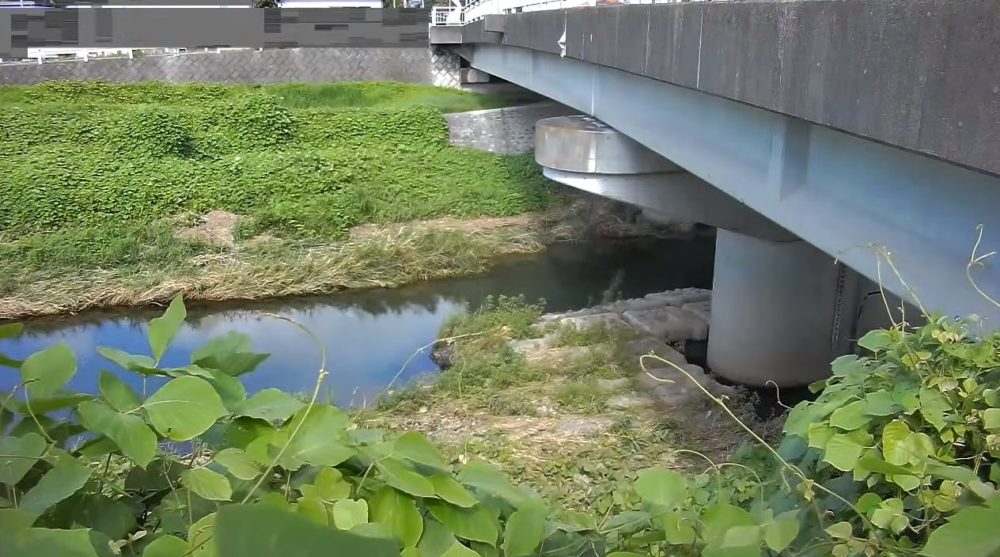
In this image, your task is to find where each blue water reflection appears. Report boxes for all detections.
[0,236,714,408]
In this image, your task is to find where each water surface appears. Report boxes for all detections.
[0,236,714,407]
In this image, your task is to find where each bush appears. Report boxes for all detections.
[602,314,1000,557]
[0,297,602,557]
[114,106,195,158]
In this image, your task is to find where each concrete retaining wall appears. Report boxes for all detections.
[0,47,450,86]
[445,101,577,154]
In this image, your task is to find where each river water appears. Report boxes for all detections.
[0,236,714,408]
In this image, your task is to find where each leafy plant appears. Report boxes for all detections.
[0,297,602,557]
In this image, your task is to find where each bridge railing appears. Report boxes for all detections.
[431,0,695,27]
[431,5,463,25]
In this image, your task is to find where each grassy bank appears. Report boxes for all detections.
[0,81,561,318]
[357,298,765,515]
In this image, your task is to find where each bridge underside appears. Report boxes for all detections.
[461,43,1000,329]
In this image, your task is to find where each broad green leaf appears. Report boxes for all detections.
[431,474,478,508]
[782,402,817,437]
[823,434,865,471]
[143,535,188,557]
[297,496,331,526]
[634,468,686,509]
[764,511,799,552]
[333,499,369,530]
[279,405,354,469]
[606,554,645,557]
[830,355,864,377]
[603,511,652,534]
[984,409,1000,431]
[503,502,547,557]
[98,371,141,412]
[369,486,423,548]
[882,420,911,465]
[192,332,269,377]
[661,511,695,544]
[300,467,352,501]
[871,499,907,534]
[920,388,952,431]
[857,454,913,476]
[393,431,449,471]
[458,460,532,508]
[426,500,499,546]
[0,508,38,530]
[10,392,91,414]
[78,400,157,468]
[889,474,920,491]
[201,370,246,411]
[19,455,91,513]
[0,432,46,485]
[236,388,305,422]
[96,347,159,376]
[213,448,261,481]
[419,519,460,557]
[0,527,105,557]
[807,423,835,450]
[857,329,892,351]
[829,400,870,431]
[443,542,481,557]
[188,513,216,557]
[21,343,76,399]
[721,525,760,548]
[182,467,232,501]
[145,376,228,441]
[864,391,901,416]
[377,457,436,497]
[825,521,852,539]
[700,504,755,546]
[148,295,187,363]
[856,493,882,513]
[73,495,138,540]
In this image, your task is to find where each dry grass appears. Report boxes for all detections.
[0,217,564,320]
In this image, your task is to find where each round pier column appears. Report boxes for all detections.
[708,229,856,387]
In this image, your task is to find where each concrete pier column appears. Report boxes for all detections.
[708,229,858,387]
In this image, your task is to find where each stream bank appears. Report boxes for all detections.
[358,288,776,515]
[0,196,690,321]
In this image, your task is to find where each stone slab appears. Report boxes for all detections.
[680,300,711,323]
[622,306,709,342]
[626,336,686,368]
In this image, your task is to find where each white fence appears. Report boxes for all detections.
[431,0,692,27]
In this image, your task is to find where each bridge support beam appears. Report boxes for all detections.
[535,115,863,386]
[708,230,858,387]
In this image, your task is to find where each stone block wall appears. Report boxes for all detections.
[0,47,460,86]
[444,101,578,155]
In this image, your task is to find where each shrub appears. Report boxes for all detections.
[0,297,603,557]
[114,106,195,158]
[603,314,1000,557]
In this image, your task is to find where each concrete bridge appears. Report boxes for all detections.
[431,0,1000,386]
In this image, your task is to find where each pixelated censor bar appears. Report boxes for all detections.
[0,7,430,59]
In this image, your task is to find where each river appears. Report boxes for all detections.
[0,236,714,407]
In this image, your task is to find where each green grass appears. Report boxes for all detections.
[0,79,565,318]
[0,80,531,112]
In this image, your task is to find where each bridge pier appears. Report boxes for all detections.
[708,230,858,387]
[536,115,861,386]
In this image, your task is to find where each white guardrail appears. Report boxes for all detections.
[431,0,690,27]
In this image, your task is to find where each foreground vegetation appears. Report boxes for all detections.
[0,81,558,318]
[2,294,996,557]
